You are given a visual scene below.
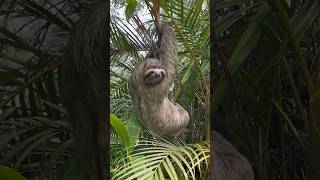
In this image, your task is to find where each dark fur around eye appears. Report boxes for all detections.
[144,71,164,86]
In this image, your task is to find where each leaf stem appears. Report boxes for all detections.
[267,0,315,95]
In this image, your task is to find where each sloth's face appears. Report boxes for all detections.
[143,68,165,86]
[142,59,165,86]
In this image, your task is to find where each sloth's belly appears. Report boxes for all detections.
[139,98,189,136]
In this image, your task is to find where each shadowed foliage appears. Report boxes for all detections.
[0,0,107,179]
[212,0,320,179]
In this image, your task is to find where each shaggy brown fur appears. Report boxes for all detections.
[129,25,189,136]
[60,1,107,180]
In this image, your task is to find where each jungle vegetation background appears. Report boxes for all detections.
[213,0,320,180]
[0,0,319,180]
[0,0,210,179]
[110,0,210,179]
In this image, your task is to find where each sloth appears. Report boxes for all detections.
[129,25,189,136]
[212,131,254,180]
[130,25,254,179]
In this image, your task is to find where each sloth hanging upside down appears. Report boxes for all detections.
[129,25,254,179]
[129,25,189,137]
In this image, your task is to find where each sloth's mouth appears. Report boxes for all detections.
[143,68,165,86]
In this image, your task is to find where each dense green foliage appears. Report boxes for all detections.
[213,0,320,179]
[1,0,319,179]
[110,0,210,179]
[0,0,211,179]
[0,0,81,179]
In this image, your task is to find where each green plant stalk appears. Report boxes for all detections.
[280,116,288,180]
[162,6,210,100]
[277,65,287,180]
[267,0,315,96]
[283,58,309,132]
[173,62,194,101]
[273,100,303,145]
[0,61,61,108]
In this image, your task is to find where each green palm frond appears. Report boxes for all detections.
[111,135,210,180]
[0,116,73,177]
[0,1,82,179]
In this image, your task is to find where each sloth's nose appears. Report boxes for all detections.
[152,71,160,77]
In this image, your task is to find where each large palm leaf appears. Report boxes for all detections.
[0,0,84,179]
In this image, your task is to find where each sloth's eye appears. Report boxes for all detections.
[144,70,164,86]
